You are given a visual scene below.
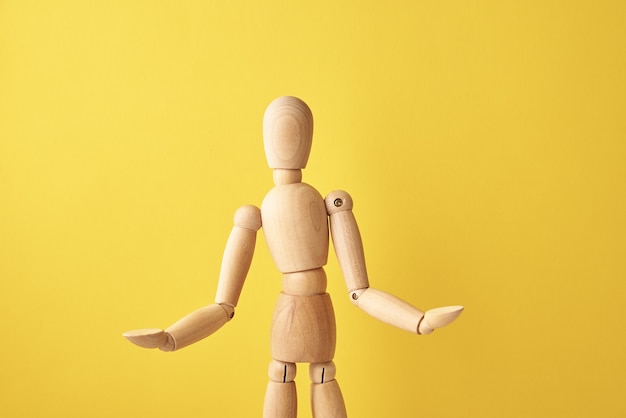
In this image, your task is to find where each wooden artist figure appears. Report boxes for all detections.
[123,96,463,417]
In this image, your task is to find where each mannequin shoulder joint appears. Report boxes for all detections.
[324,190,353,215]
[234,205,262,231]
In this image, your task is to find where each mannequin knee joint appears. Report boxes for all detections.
[268,360,296,383]
[309,361,336,384]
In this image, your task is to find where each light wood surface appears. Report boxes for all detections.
[311,380,347,418]
[263,381,297,418]
[309,361,336,384]
[261,183,329,273]
[350,287,425,333]
[418,305,465,335]
[325,190,370,292]
[268,360,297,383]
[215,205,261,306]
[282,268,327,296]
[122,328,170,349]
[270,293,336,363]
[273,169,303,185]
[263,96,313,169]
[163,303,233,351]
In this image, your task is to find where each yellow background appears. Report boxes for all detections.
[1,1,625,417]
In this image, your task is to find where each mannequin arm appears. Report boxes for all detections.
[325,190,462,334]
[123,205,262,350]
[324,190,369,291]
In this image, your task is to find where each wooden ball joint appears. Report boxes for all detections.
[123,96,464,417]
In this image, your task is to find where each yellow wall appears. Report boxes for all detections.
[1,1,625,417]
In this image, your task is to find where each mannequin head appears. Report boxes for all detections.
[263,96,313,169]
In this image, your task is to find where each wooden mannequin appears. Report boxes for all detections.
[123,96,463,417]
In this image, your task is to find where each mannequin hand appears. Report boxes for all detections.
[418,306,464,335]
[122,328,175,351]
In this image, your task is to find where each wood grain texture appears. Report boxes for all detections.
[261,183,329,273]
[270,293,336,363]
[214,205,261,306]
[325,190,370,292]
[350,288,425,334]
[282,268,327,296]
[263,96,313,169]
[164,304,232,351]
[309,361,336,384]
[268,360,297,383]
[311,380,347,418]
[263,381,297,418]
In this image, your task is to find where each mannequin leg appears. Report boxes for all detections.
[309,361,347,418]
[263,360,297,418]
